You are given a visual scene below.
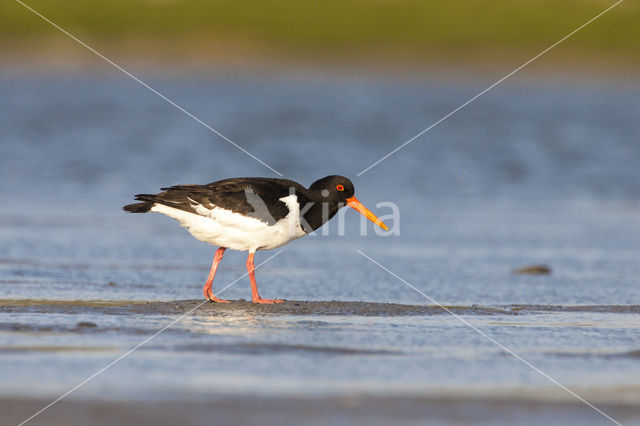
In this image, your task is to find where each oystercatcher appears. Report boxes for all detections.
[123,175,388,303]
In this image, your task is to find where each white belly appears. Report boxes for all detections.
[150,195,307,252]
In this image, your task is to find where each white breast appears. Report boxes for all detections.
[150,194,307,252]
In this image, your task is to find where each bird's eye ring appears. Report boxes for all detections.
[336,184,344,191]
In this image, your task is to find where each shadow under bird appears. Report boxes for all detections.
[123,175,388,303]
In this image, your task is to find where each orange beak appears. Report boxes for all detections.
[346,196,389,231]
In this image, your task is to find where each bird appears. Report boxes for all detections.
[123,175,388,304]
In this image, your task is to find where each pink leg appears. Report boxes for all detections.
[247,252,283,304]
[202,247,230,303]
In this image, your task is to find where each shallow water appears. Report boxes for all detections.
[1,70,639,424]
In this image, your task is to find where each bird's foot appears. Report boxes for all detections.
[207,293,231,303]
[252,298,284,304]
[204,286,231,303]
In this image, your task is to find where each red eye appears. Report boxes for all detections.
[336,184,344,191]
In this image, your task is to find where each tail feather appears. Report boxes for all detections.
[122,194,157,213]
[123,202,152,213]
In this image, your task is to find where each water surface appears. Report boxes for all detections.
[1,70,639,424]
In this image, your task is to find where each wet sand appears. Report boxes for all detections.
[4,300,640,361]
[5,395,640,426]
[3,299,640,317]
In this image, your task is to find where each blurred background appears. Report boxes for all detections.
[1,1,640,425]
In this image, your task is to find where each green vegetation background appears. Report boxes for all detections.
[3,0,638,61]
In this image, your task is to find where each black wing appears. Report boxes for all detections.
[131,178,308,226]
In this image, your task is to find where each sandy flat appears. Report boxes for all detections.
[6,395,640,426]
[2,299,639,317]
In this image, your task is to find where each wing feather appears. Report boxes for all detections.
[141,178,308,226]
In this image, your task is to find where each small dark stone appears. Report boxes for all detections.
[107,281,117,287]
[513,265,552,275]
[76,321,97,328]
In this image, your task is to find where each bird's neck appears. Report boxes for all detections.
[299,192,342,232]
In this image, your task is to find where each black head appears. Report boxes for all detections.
[302,175,387,233]
[308,175,355,203]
